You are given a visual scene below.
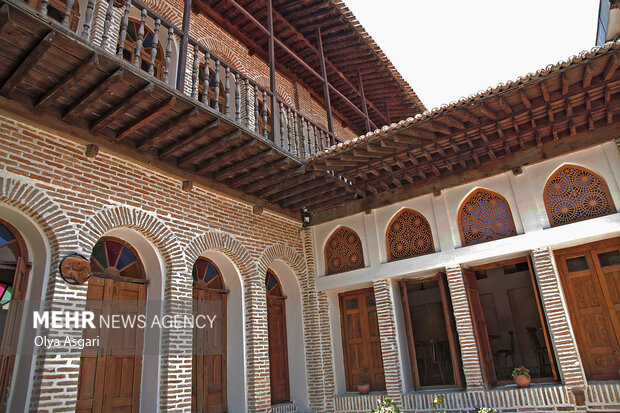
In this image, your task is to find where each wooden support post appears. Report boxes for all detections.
[358,70,370,132]
[176,0,192,91]
[267,0,277,139]
[316,26,333,135]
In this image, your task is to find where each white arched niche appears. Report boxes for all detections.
[103,227,165,413]
[268,260,309,411]
[0,205,52,412]
[198,250,247,413]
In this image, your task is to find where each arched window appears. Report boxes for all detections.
[543,165,615,227]
[325,227,364,275]
[118,19,165,80]
[192,257,224,289]
[386,209,434,262]
[458,189,517,246]
[28,0,80,31]
[90,236,145,279]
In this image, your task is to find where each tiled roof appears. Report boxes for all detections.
[308,39,620,161]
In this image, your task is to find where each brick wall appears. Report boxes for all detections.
[0,114,315,412]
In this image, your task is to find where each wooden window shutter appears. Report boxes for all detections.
[399,280,420,390]
[463,267,497,386]
[438,272,465,388]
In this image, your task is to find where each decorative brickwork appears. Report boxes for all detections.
[543,165,615,227]
[372,279,404,407]
[444,265,485,389]
[530,247,586,388]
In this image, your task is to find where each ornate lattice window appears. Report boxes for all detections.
[458,189,517,246]
[386,209,434,262]
[325,227,365,275]
[90,237,145,279]
[544,165,615,227]
[193,257,224,289]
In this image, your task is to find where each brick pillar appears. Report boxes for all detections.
[301,228,335,412]
[245,276,271,412]
[373,279,403,406]
[530,247,586,388]
[445,265,485,389]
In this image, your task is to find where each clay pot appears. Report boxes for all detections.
[357,384,370,395]
[514,374,531,388]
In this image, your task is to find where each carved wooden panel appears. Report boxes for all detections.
[325,227,364,275]
[386,209,434,262]
[544,165,615,227]
[458,189,517,246]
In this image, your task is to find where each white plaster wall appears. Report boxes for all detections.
[269,260,309,410]
[1,205,52,413]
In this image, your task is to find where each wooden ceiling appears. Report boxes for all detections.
[192,0,426,135]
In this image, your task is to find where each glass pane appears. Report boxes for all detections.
[366,294,376,308]
[205,262,219,284]
[345,297,358,310]
[91,241,108,269]
[566,256,589,272]
[598,250,620,268]
[0,224,15,247]
[116,246,137,271]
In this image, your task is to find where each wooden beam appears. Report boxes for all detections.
[519,90,531,108]
[180,128,242,167]
[195,138,257,174]
[36,53,99,109]
[0,31,56,97]
[63,68,124,122]
[136,107,199,151]
[114,95,176,142]
[582,63,593,88]
[317,26,334,134]
[176,0,192,91]
[267,0,277,135]
[231,157,293,187]
[561,73,570,96]
[498,97,513,114]
[358,70,370,131]
[393,135,423,145]
[269,177,324,202]
[246,167,308,195]
[479,103,498,120]
[215,148,276,180]
[604,54,619,81]
[158,118,220,159]
[90,83,154,133]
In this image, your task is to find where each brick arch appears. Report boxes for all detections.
[77,205,184,274]
[141,0,182,26]
[458,188,517,246]
[543,163,616,227]
[197,37,246,76]
[0,176,76,260]
[184,230,270,412]
[257,244,307,284]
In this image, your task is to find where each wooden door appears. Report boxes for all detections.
[192,287,227,413]
[339,288,385,391]
[463,268,497,387]
[0,257,29,411]
[266,270,289,405]
[267,296,289,404]
[556,237,620,380]
[76,276,146,413]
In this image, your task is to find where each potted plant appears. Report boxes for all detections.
[358,368,370,394]
[512,365,531,387]
[371,397,400,413]
[478,408,499,413]
[431,395,445,413]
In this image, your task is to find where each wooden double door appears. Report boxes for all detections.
[76,276,147,413]
[556,237,620,381]
[339,288,385,391]
[192,287,227,413]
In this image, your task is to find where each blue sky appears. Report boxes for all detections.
[346,0,600,111]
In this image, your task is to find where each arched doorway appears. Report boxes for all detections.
[76,236,147,413]
[192,257,227,413]
[266,269,289,405]
[0,219,30,410]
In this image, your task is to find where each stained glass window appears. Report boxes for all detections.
[458,189,517,246]
[90,237,144,279]
[386,209,435,262]
[544,165,615,227]
[193,257,223,289]
[325,227,365,275]
[265,270,282,296]
[0,222,21,262]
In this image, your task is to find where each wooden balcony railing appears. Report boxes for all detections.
[26,0,337,160]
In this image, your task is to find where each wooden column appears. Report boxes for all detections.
[267,0,277,139]
[316,26,333,135]
[357,70,370,132]
[176,0,192,91]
